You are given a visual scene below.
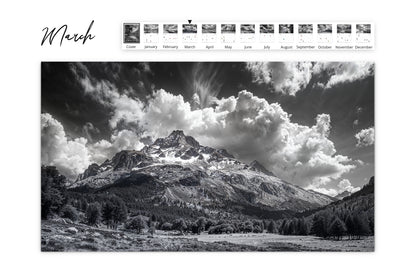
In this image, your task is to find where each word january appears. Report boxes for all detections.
[41,20,95,46]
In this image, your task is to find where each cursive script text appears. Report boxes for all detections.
[41,20,96,46]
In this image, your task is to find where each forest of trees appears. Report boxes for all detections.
[42,166,374,240]
[278,209,373,240]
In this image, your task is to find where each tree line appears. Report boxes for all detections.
[42,166,374,240]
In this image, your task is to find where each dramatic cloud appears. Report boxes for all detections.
[41,113,91,179]
[127,89,356,188]
[355,127,375,147]
[337,179,360,193]
[43,63,361,189]
[89,130,144,163]
[190,63,223,109]
[314,62,374,88]
[246,62,313,96]
[246,62,374,95]
[41,113,144,179]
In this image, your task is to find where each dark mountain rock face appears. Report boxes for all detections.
[249,160,275,176]
[75,163,100,181]
[111,150,152,171]
[71,130,335,214]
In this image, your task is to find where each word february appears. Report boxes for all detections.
[41,20,96,46]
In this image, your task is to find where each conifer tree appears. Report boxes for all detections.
[329,217,347,240]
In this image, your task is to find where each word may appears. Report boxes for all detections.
[41,20,95,46]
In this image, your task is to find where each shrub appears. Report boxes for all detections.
[160,222,173,230]
[86,202,101,226]
[125,216,147,233]
[60,204,78,222]
[253,225,262,233]
[172,219,187,233]
[208,224,234,234]
[243,221,253,233]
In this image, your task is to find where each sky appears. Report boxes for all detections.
[41,62,374,196]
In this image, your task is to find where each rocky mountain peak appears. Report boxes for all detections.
[153,130,200,149]
[110,150,151,171]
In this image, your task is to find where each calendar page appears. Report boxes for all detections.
[143,24,159,44]
[220,24,236,43]
[163,24,178,44]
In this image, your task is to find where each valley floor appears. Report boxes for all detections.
[186,233,374,252]
[41,220,374,252]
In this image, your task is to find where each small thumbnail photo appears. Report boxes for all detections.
[260,24,274,33]
[144,24,159,34]
[163,24,178,34]
[337,24,352,34]
[221,24,236,33]
[298,24,313,34]
[356,24,371,34]
[123,23,140,43]
[279,24,294,34]
[241,24,255,34]
[202,24,216,33]
[318,24,332,33]
[183,24,197,34]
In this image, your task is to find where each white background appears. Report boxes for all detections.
[0,0,415,276]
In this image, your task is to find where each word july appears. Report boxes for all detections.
[41,20,95,46]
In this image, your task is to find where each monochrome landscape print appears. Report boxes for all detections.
[41,62,375,251]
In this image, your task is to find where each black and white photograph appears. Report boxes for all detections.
[221,24,236,33]
[357,24,371,34]
[163,24,178,34]
[202,24,216,34]
[279,24,294,34]
[318,24,332,33]
[182,24,197,34]
[298,24,313,34]
[260,24,274,33]
[240,24,255,34]
[123,23,140,43]
[144,24,159,34]
[337,24,352,34]
[41,62,375,252]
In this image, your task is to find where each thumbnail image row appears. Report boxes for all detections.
[125,23,371,35]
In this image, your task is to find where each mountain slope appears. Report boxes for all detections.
[69,130,335,214]
[297,177,374,218]
[334,190,352,200]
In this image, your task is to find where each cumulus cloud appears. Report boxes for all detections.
[337,179,360,193]
[312,187,338,197]
[41,113,92,179]
[44,63,360,188]
[246,62,313,96]
[355,127,375,147]
[89,130,144,163]
[314,62,374,88]
[246,62,374,95]
[41,113,144,179]
[42,88,356,187]
[126,89,355,188]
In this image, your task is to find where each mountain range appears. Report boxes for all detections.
[69,130,336,216]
